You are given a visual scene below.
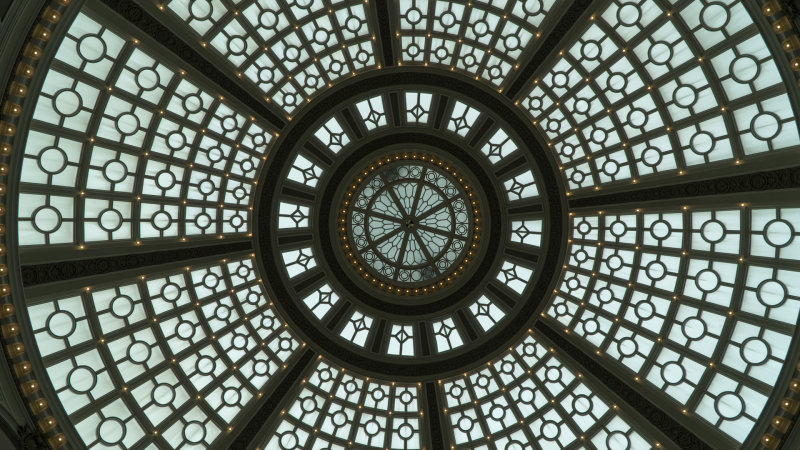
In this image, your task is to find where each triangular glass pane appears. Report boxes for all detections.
[372,189,403,219]
[416,229,447,257]
[367,217,400,243]
[392,181,418,215]
[415,184,444,216]
[402,234,426,266]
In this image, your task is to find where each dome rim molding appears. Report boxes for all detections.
[3,0,800,448]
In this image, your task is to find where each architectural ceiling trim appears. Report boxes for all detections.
[755,0,800,434]
[570,164,800,208]
[256,68,566,379]
[373,0,394,67]
[2,0,800,448]
[769,359,800,450]
[423,381,445,450]
[97,0,287,129]
[537,319,713,449]
[0,0,80,447]
[505,0,592,98]
[0,1,55,446]
[20,241,251,287]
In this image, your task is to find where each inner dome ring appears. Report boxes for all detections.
[256,70,566,378]
[340,153,481,295]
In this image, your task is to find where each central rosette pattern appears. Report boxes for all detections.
[340,154,479,294]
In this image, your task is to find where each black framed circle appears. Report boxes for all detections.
[323,135,497,310]
[340,153,480,295]
[255,69,565,378]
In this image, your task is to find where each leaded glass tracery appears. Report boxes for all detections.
[396,0,559,88]
[264,359,423,449]
[439,332,664,448]
[3,0,800,448]
[544,201,800,444]
[158,0,378,114]
[17,9,273,251]
[342,156,478,292]
[27,255,301,448]
[340,310,374,348]
[519,0,800,193]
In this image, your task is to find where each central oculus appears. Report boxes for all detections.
[339,153,481,295]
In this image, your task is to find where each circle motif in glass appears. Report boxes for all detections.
[340,154,480,294]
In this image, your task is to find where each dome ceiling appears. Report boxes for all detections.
[0,0,799,449]
[257,75,561,377]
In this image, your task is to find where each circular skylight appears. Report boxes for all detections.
[341,154,479,293]
[1,0,799,449]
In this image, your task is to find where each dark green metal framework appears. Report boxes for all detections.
[0,0,799,449]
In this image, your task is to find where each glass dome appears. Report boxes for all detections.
[342,156,477,290]
[0,0,799,448]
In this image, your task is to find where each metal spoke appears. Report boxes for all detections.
[370,0,395,67]
[412,230,439,275]
[409,168,427,218]
[367,224,405,248]
[413,199,450,222]
[569,165,800,208]
[416,190,467,222]
[415,223,462,241]
[353,207,404,223]
[22,241,250,286]
[381,173,411,219]
[393,232,411,281]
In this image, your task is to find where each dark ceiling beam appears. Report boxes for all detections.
[424,382,446,450]
[99,0,286,129]
[569,165,800,208]
[0,2,12,22]
[535,321,712,450]
[504,0,593,99]
[373,0,395,67]
[231,349,316,449]
[21,241,250,286]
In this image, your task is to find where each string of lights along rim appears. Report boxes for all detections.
[339,153,481,295]
[1,0,800,449]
